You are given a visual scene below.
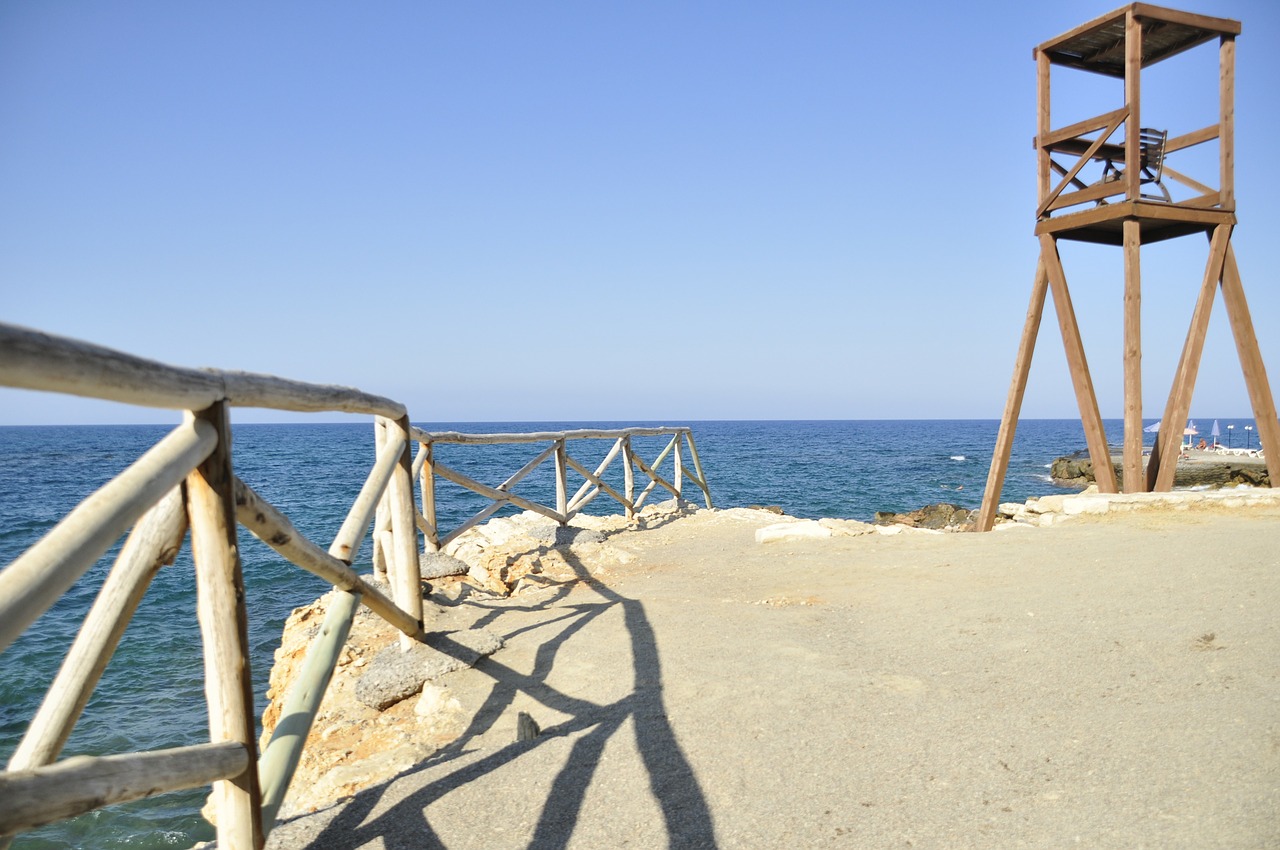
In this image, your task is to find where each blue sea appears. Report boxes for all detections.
[0,418,1256,848]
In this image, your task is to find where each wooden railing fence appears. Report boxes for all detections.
[0,324,426,850]
[410,427,713,551]
[0,323,715,849]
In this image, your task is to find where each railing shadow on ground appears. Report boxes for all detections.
[281,531,719,850]
[0,324,717,848]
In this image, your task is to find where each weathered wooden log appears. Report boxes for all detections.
[217,371,404,419]
[0,323,404,418]
[330,427,405,564]
[0,417,216,655]
[623,437,635,518]
[554,439,568,522]
[232,478,423,640]
[410,426,691,444]
[631,437,681,511]
[439,501,507,550]
[431,461,566,524]
[431,441,560,547]
[414,509,437,540]
[0,323,225,411]
[8,488,187,771]
[258,590,360,827]
[371,419,390,579]
[378,530,395,584]
[684,431,713,508]
[387,416,424,650]
[564,454,630,515]
[680,465,711,501]
[415,442,438,551]
[567,487,602,515]
[187,403,264,850]
[673,433,684,498]
[566,438,623,511]
[0,742,249,836]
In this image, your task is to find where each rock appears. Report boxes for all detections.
[1230,465,1269,487]
[916,504,971,530]
[415,683,462,717]
[747,505,786,515]
[818,518,876,537]
[516,712,540,742]
[1050,453,1094,486]
[530,525,607,547]
[755,520,832,544]
[419,551,470,580]
[1030,494,1066,514]
[1050,452,1269,489]
[466,562,509,596]
[355,629,504,711]
[873,504,973,532]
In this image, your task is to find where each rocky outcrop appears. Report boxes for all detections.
[1051,450,1269,488]
[1050,453,1095,486]
[873,503,975,531]
[418,551,469,579]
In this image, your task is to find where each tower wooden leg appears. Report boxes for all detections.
[977,255,1049,532]
[1040,234,1117,493]
[1122,220,1143,492]
[1147,225,1231,491]
[1219,242,1280,481]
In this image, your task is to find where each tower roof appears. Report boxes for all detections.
[1035,3,1239,77]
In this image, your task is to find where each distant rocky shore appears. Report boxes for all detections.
[1050,449,1269,489]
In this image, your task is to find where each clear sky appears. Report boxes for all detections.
[2,1,1277,425]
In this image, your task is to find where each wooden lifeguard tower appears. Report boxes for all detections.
[977,3,1279,531]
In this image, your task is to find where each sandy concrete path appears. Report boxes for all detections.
[266,504,1280,849]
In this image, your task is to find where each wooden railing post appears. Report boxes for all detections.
[554,438,568,523]
[371,419,390,581]
[622,437,635,519]
[673,433,684,499]
[419,441,439,552]
[387,416,424,650]
[186,403,264,850]
[684,430,713,508]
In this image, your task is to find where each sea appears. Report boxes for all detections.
[0,417,1256,848]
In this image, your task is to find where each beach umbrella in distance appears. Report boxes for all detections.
[1144,421,1161,433]
[1211,420,1221,447]
[1183,421,1198,449]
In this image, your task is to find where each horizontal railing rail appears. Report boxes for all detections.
[0,324,406,418]
[411,426,713,551]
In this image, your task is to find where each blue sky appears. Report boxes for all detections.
[2,1,1277,425]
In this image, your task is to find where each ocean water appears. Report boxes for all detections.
[0,418,1254,848]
